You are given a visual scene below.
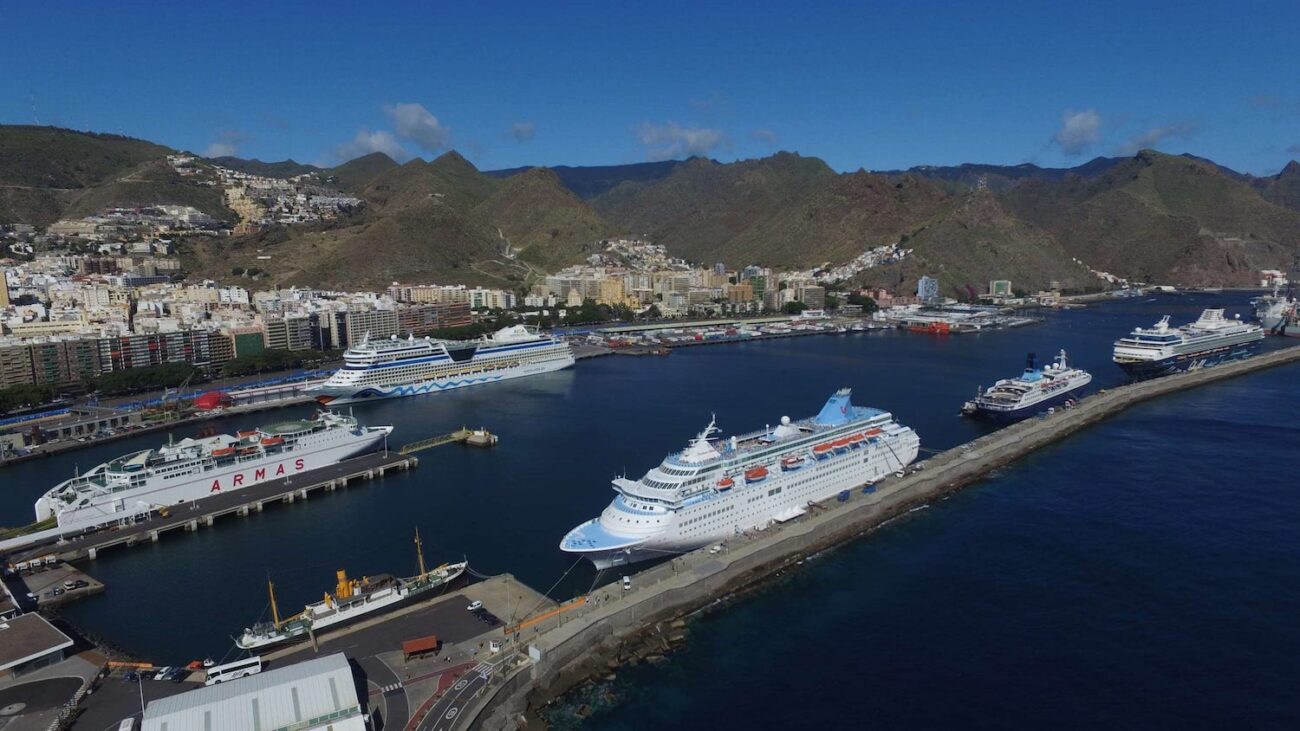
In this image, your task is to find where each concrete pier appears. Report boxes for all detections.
[3,451,419,562]
[466,345,1300,730]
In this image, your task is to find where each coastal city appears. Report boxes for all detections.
[3,4,1300,731]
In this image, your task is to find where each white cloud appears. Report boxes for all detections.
[510,121,536,142]
[1115,122,1196,155]
[203,141,238,157]
[384,102,450,153]
[752,128,778,146]
[202,129,249,158]
[333,129,408,163]
[636,122,726,160]
[1052,109,1102,156]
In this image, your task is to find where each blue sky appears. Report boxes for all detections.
[3,1,1298,174]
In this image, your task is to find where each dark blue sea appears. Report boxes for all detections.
[3,294,1297,728]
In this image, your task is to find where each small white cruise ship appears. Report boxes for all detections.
[1112,308,1263,380]
[34,412,392,532]
[308,325,574,405]
[962,350,1091,423]
[561,389,920,569]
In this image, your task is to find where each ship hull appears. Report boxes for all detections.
[312,355,574,406]
[965,383,1089,424]
[36,430,389,531]
[1115,339,1262,381]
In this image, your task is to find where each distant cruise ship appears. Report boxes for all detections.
[1112,309,1263,380]
[561,389,920,569]
[35,412,391,532]
[308,325,575,405]
[962,350,1091,422]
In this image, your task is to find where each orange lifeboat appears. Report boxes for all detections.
[717,476,735,491]
[261,436,285,446]
[237,430,258,438]
[781,455,805,471]
[211,447,235,458]
[865,428,883,436]
[832,438,850,452]
[812,443,833,460]
[744,466,769,483]
[848,434,864,448]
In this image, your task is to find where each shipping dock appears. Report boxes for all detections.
[1,450,418,561]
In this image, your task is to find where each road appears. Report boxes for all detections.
[416,661,497,731]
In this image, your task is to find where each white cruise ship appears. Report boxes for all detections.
[308,325,575,405]
[962,350,1091,423]
[561,389,920,569]
[34,412,392,532]
[1112,308,1264,380]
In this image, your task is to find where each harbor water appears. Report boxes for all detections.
[2,295,1298,726]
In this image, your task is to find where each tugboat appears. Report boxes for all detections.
[962,350,1092,423]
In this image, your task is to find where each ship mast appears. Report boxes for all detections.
[415,527,427,578]
[268,577,282,628]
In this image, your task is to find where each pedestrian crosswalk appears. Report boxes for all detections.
[380,681,405,695]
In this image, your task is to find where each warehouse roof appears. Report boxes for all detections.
[143,653,364,731]
[0,613,74,672]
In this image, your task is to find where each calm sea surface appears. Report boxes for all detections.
[3,295,1297,727]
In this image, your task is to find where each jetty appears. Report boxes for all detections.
[400,426,498,454]
[1,450,419,561]
[459,344,1300,730]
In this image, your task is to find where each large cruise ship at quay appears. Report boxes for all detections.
[34,412,392,532]
[561,389,920,569]
[962,350,1092,423]
[307,325,575,405]
[1112,308,1264,380]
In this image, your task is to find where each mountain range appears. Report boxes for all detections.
[2,124,1299,295]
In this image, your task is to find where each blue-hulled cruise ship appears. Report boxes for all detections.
[962,350,1091,423]
[1112,309,1263,380]
[560,389,920,569]
[308,325,574,405]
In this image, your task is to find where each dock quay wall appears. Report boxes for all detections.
[469,345,1300,729]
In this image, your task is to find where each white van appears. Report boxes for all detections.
[118,719,136,731]
[204,656,262,686]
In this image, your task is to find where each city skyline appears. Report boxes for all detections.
[3,1,1299,175]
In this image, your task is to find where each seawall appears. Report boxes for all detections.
[468,345,1300,729]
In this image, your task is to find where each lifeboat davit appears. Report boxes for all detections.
[812,444,833,460]
[781,455,805,471]
[745,466,769,483]
[717,476,735,491]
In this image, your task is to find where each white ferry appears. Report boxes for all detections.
[307,325,574,405]
[1252,286,1298,337]
[561,389,920,569]
[962,350,1091,423]
[236,531,466,650]
[34,412,392,532]
[1112,308,1263,380]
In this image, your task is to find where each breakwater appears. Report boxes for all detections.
[467,345,1300,729]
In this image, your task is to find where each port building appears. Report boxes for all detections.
[0,613,74,679]
[142,653,365,731]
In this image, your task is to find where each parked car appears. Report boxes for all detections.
[73,579,88,589]
[466,600,483,612]
[622,576,632,590]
